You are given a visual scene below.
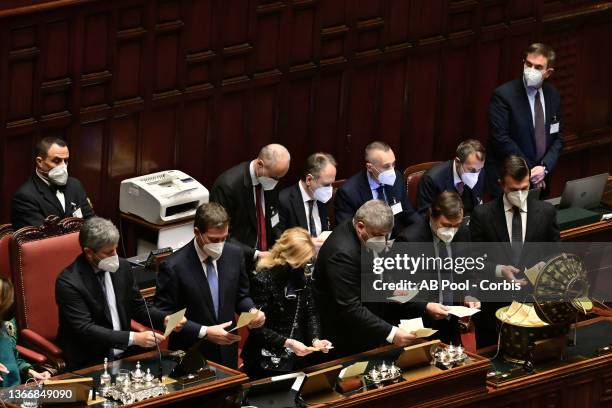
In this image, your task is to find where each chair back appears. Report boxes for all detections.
[0,224,13,280]
[403,162,442,209]
[11,216,84,341]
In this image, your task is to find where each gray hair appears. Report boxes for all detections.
[258,144,291,167]
[79,217,120,251]
[354,200,394,232]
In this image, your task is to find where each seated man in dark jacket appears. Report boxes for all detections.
[12,137,94,230]
[56,217,185,370]
[334,141,422,237]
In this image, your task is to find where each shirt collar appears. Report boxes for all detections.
[249,160,259,186]
[193,239,210,263]
[503,194,528,213]
[452,161,462,186]
[298,180,314,203]
[523,78,542,98]
[366,171,382,191]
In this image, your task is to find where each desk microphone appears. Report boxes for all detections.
[139,292,164,382]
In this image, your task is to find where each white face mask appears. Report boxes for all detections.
[506,190,528,208]
[47,164,68,186]
[377,168,396,186]
[97,254,120,273]
[432,222,458,243]
[313,185,333,203]
[203,242,224,260]
[523,66,544,88]
[258,176,278,191]
[461,171,480,189]
[365,236,394,255]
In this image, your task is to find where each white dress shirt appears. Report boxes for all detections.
[495,194,528,277]
[298,181,322,237]
[524,81,546,127]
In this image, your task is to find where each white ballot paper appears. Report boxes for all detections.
[339,362,368,379]
[387,289,419,304]
[399,317,438,338]
[446,305,480,318]
[228,310,259,332]
[164,308,186,337]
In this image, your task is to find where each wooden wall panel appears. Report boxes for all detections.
[1,0,612,226]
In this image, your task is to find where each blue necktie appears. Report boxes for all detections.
[376,185,387,203]
[205,258,219,319]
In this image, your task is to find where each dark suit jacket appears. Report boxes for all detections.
[56,255,165,370]
[470,196,560,277]
[210,162,281,267]
[155,240,255,369]
[312,220,424,358]
[417,160,485,215]
[334,169,422,237]
[487,78,564,194]
[11,174,94,231]
[278,183,330,233]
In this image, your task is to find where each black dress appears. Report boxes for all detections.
[241,264,322,379]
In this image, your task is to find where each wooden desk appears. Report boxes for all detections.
[1,351,248,407]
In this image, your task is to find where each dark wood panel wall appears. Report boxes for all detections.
[1,0,612,224]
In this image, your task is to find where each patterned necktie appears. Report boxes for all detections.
[534,90,546,160]
[205,258,219,319]
[456,181,464,196]
[307,200,317,237]
[375,185,387,203]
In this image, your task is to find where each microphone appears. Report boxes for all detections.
[139,292,164,382]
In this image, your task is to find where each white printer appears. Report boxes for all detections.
[119,170,209,225]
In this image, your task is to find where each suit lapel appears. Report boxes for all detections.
[216,252,231,320]
[543,83,553,147]
[524,199,540,243]
[516,80,536,143]
[242,162,258,231]
[109,267,130,329]
[318,201,330,230]
[491,198,510,242]
[79,257,113,326]
[290,184,308,229]
[32,175,64,215]
[188,244,218,323]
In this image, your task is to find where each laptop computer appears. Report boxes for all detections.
[545,173,609,209]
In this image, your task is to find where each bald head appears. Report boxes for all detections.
[254,143,291,180]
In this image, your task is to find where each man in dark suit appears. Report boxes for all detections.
[470,155,560,346]
[313,200,418,358]
[396,191,479,344]
[155,203,265,369]
[487,43,563,197]
[334,141,422,237]
[11,137,94,231]
[210,144,290,270]
[417,139,486,216]
[278,152,336,241]
[56,217,184,370]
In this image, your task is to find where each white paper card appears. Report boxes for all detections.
[72,207,83,218]
[163,308,186,337]
[339,362,368,379]
[391,202,403,215]
[447,305,480,318]
[271,213,280,227]
[550,122,560,133]
[387,289,419,304]
[317,230,332,241]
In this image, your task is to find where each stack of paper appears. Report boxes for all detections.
[500,301,547,327]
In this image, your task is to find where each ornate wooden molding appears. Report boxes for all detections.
[12,215,83,246]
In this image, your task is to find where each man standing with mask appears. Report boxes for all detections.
[313,200,418,358]
[487,43,563,197]
[11,137,94,230]
[396,192,478,344]
[278,152,337,243]
[211,144,290,270]
[334,141,421,237]
[155,203,265,369]
[417,140,486,216]
[470,155,560,346]
[56,217,186,370]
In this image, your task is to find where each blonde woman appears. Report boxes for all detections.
[242,227,332,378]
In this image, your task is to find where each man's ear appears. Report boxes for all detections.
[544,67,554,79]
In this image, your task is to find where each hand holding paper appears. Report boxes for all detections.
[163,308,187,337]
[399,317,438,339]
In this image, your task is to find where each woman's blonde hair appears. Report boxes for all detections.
[256,227,315,272]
